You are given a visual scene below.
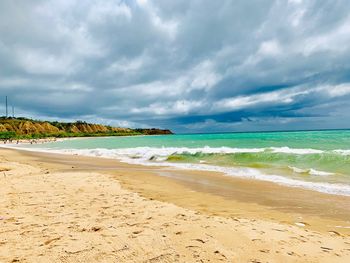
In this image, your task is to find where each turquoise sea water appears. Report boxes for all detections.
[22,130,350,196]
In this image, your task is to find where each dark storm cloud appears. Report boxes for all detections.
[1,0,350,132]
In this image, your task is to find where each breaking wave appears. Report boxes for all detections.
[15,145,350,197]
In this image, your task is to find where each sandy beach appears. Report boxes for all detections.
[1,148,350,262]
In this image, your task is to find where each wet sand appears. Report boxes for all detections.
[1,148,350,262]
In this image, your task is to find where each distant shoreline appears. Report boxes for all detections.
[0,133,170,145]
[0,117,173,140]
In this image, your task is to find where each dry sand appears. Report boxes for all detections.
[0,148,349,262]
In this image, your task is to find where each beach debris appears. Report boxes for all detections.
[328,230,342,236]
[186,245,200,249]
[321,246,333,251]
[295,222,309,227]
[272,228,286,232]
[192,238,206,244]
[214,250,227,259]
[91,226,101,232]
[65,247,94,254]
[43,236,61,246]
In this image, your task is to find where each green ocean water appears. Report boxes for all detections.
[23,130,350,196]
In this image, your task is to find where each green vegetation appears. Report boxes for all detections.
[0,131,16,140]
[0,117,172,140]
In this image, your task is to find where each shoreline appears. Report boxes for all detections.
[0,134,151,145]
[0,133,174,147]
[7,144,350,198]
[1,148,350,262]
[1,137,61,145]
[6,147,350,233]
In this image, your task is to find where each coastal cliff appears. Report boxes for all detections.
[0,118,173,139]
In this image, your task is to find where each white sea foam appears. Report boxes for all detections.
[288,166,334,176]
[44,146,267,162]
[14,146,327,159]
[270,147,324,154]
[333,149,350,155]
[109,146,325,156]
[289,166,308,173]
[42,146,323,163]
[5,143,349,157]
[308,169,334,176]
[12,146,350,197]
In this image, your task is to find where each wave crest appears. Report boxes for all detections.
[10,145,350,197]
[288,166,334,176]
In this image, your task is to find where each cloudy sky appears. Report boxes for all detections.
[1,0,350,133]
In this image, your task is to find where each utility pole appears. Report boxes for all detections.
[12,106,14,118]
[5,96,8,118]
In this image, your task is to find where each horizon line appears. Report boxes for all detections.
[175,128,350,135]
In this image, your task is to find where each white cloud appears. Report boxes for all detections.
[288,0,303,5]
[289,7,306,27]
[106,56,146,74]
[67,83,93,92]
[301,16,350,56]
[15,48,75,75]
[136,0,148,7]
[242,39,283,67]
[190,60,222,91]
[131,100,204,116]
[87,1,132,23]
[213,86,308,113]
[258,40,282,57]
[114,59,221,100]
[137,0,178,39]
[323,83,350,97]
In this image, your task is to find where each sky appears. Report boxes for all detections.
[1,0,350,133]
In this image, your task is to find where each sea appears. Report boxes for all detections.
[18,130,350,196]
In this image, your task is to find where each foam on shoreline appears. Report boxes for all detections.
[9,145,350,197]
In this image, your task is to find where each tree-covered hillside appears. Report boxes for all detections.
[0,117,172,140]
